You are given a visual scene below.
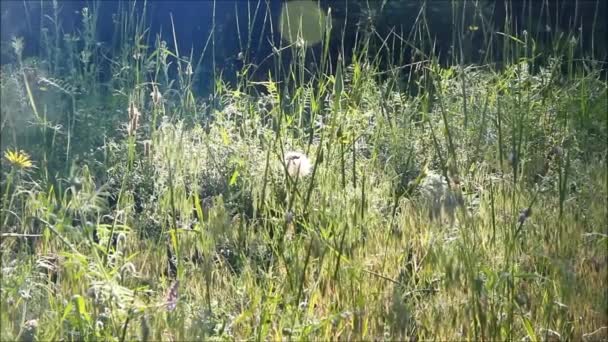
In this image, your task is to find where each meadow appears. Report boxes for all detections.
[1,1,607,340]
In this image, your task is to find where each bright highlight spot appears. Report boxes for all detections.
[279,1,326,47]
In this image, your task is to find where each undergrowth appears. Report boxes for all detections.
[1,1,607,341]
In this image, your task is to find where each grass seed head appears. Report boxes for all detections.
[150,86,163,105]
[127,101,141,136]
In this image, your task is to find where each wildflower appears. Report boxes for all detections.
[150,86,163,105]
[284,151,311,178]
[4,149,33,169]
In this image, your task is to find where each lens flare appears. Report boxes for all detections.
[279,1,326,47]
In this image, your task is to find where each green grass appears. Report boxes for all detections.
[1,1,607,341]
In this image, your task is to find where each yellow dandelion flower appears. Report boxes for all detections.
[4,149,33,169]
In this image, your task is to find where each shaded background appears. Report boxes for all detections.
[1,0,606,92]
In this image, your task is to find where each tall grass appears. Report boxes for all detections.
[1,0,607,340]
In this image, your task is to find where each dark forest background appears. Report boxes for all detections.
[1,0,606,92]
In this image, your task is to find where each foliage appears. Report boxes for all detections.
[1,1,606,341]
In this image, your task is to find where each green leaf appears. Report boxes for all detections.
[229,170,240,186]
[335,62,343,96]
[193,192,204,223]
[220,128,230,145]
[74,295,91,322]
[496,32,526,45]
[520,315,537,342]
[62,301,73,321]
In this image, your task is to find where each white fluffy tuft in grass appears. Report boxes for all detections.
[284,151,311,178]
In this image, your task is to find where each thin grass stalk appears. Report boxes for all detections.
[340,141,346,189]
[430,61,458,181]
[558,150,570,220]
[332,223,348,282]
[212,0,217,95]
[290,235,314,335]
[490,182,496,245]
[1,168,16,228]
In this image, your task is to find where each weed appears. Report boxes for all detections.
[1,1,606,341]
